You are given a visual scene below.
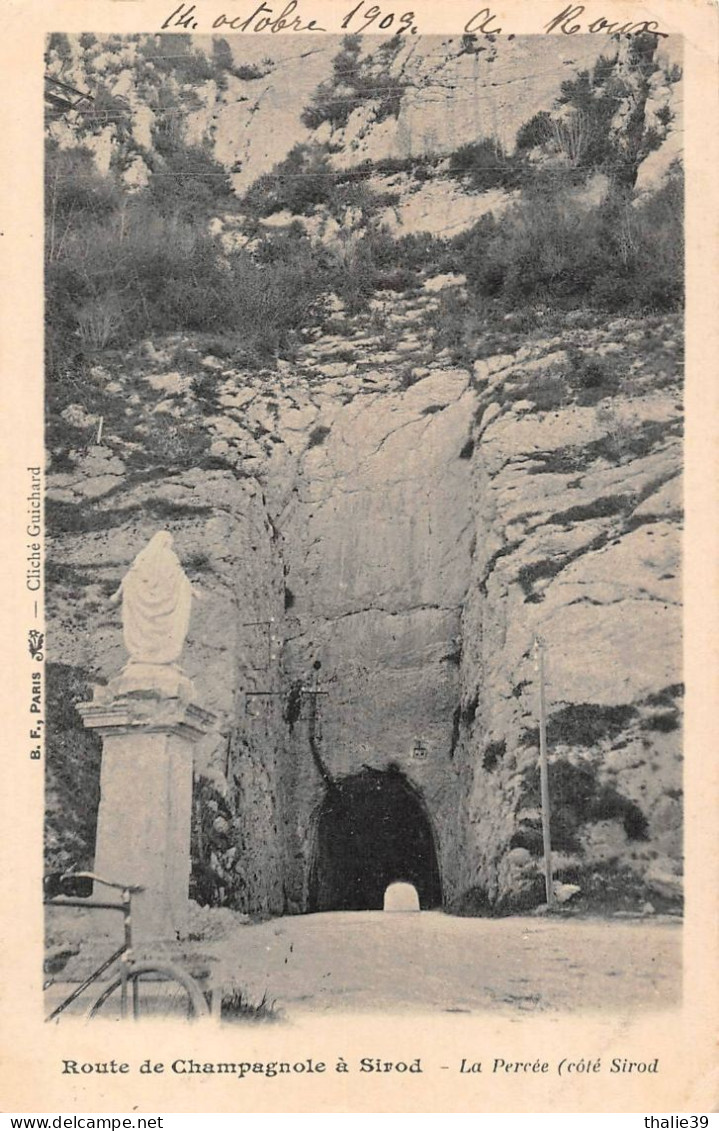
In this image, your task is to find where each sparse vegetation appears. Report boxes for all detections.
[516,111,553,152]
[241,143,336,217]
[453,166,683,314]
[307,425,331,448]
[241,143,405,223]
[45,30,683,461]
[210,37,272,82]
[515,757,649,854]
[562,861,682,913]
[191,777,238,908]
[220,988,280,1022]
[183,551,213,573]
[45,135,336,464]
[301,35,406,132]
[138,33,215,85]
[41,34,683,933]
[482,739,506,772]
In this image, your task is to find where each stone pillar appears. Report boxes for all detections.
[79,667,216,941]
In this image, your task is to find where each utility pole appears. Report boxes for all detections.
[534,636,554,909]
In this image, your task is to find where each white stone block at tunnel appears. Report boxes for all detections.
[384,883,420,913]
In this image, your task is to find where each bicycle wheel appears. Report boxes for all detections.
[89,962,210,1020]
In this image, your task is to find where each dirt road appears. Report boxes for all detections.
[211,910,681,1018]
[45,907,681,1020]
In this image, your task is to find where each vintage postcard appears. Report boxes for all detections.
[0,0,717,1115]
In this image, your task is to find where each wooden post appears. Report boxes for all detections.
[534,637,554,909]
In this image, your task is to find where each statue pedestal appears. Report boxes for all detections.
[78,686,216,942]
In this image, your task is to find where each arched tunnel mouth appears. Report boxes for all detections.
[308,767,442,912]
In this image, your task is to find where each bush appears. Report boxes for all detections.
[190,778,237,907]
[330,224,422,313]
[45,142,120,225]
[552,47,659,183]
[147,143,235,221]
[242,145,405,223]
[458,170,683,313]
[151,34,215,84]
[227,246,328,346]
[76,293,126,349]
[128,416,212,471]
[514,51,657,184]
[519,758,649,854]
[301,36,362,130]
[393,231,455,275]
[242,143,335,217]
[77,85,133,145]
[234,64,266,81]
[516,111,553,151]
[656,104,673,127]
[212,36,234,74]
[448,137,524,191]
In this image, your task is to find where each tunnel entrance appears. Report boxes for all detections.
[309,767,442,912]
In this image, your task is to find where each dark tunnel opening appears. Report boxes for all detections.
[308,767,442,912]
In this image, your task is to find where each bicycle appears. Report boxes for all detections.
[44,871,210,1021]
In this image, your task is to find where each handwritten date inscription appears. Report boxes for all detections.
[162,1,418,34]
[162,2,327,32]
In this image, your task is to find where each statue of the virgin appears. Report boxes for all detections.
[110,531,195,666]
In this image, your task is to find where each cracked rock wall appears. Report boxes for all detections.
[449,317,683,911]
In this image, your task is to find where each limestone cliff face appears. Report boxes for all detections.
[44,32,684,915]
[46,33,682,205]
[46,289,683,913]
[452,319,683,910]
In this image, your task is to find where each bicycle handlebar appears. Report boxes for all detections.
[69,872,145,893]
